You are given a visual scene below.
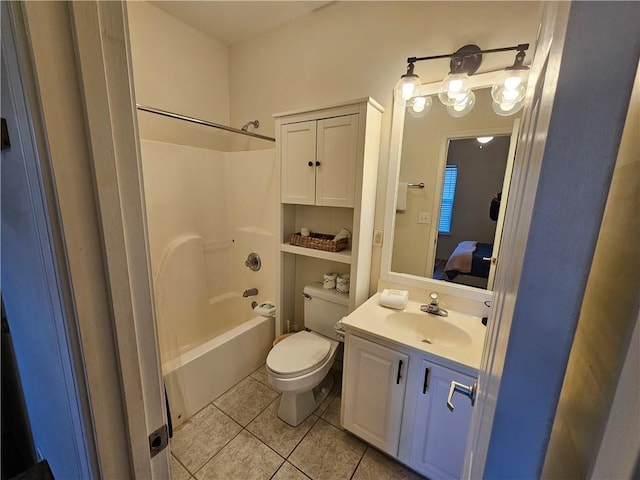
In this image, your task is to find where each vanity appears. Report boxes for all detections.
[340,294,485,479]
[339,70,524,478]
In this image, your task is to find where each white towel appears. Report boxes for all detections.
[396,183,408,212]
[379,289,409,309]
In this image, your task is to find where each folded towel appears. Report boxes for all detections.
[379,289,409,309]
[333,227,351,242]
[334,317,347,340]
[396,183,408,212]
[253,302,276,317]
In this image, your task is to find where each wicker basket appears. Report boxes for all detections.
[289,232,348,252]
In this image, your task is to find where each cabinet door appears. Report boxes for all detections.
[343,335,408,455]
[315,114,358,207]
[281,121,316,205]
[410,360,475,480]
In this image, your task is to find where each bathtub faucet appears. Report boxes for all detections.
[243,288,259,297]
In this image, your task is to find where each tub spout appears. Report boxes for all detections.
[243,288,258,297]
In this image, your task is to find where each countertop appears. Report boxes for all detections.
[341,293,487,374]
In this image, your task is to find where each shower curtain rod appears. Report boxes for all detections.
[136,104,276,142]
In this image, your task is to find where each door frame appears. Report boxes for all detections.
[7,1,169,477]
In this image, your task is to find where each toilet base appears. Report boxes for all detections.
[278,373,335,426]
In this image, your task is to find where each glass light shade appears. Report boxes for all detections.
[492,97,524,116]
[446,90,476,118]
[477,136,494,144]
[395,74,422,101]
[408,95,432,118]
[491,68,529,105]
[438,72,471,106]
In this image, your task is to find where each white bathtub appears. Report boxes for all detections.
[163,312,274,428]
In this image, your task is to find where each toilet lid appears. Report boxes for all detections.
[267,331,331,377]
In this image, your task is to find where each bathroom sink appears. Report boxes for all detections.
[385,312,472,348]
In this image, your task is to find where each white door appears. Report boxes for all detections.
[486,118,520,287]
[342,335,408,455]
[281,121,317,205]
[316,114,359,207]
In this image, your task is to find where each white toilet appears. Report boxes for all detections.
[266,283,347,426]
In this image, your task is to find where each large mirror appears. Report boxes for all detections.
[382,73,521,297]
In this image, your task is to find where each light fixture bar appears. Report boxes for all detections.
[407,43,529,64]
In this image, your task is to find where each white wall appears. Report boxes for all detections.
[227,1,541,291]
[127,1,231,150]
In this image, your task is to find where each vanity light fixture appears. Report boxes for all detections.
[398,43,530,118]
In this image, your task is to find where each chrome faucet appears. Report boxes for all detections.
[242,288,258,297]
[420,292,448,317]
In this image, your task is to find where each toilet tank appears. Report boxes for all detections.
[303,283,348,340]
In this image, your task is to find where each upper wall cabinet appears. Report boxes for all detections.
[281,113,359,207]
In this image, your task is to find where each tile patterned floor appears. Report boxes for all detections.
[170,365,425,480]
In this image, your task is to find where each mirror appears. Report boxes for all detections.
[382,73,521,297]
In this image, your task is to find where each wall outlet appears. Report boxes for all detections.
[418,212,431,224]
[373,229,383,246]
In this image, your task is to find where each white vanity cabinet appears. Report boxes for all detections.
[342,330,477,480]
[404,359,475,480]
[280,114,359,207]
[342,334,408,455]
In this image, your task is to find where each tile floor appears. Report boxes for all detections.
[169,365,425,480]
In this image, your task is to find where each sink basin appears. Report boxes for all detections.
[386,312,472,348]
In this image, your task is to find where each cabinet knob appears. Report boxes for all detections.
[315,161,321,167]
[308,161,313,167]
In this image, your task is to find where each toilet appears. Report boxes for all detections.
[266,283,347,426]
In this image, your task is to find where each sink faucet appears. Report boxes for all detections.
[420,292,448,317]
[242,288,258,297]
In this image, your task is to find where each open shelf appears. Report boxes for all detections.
[280,242,352,264]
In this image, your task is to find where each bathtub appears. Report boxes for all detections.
[163,310,274,428]
[154,234,275,426]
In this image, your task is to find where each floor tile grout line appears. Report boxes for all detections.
[349,445,370,480]
[170,451,191,478]
[178,404,245,478]
[187,425,245,479]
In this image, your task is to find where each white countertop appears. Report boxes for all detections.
[341,293,487,374]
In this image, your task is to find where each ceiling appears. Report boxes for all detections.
[149,1,332,45]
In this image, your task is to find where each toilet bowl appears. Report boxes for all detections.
[266,283,347,426]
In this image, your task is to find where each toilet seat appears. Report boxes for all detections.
[267,331,331,378]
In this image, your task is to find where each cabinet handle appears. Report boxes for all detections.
[447,381,477,411]
[423,367,430,394]
[396,360,403,384]
[315,161,321,167]
[308,161,313,167]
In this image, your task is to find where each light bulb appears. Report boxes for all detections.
[492,68,528,105]
[492,98,524,116]
[408,96,432,118]
[438,72,471,106]
[446,90,476,118]
[395,63,422,101]
[504,75,522,90]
